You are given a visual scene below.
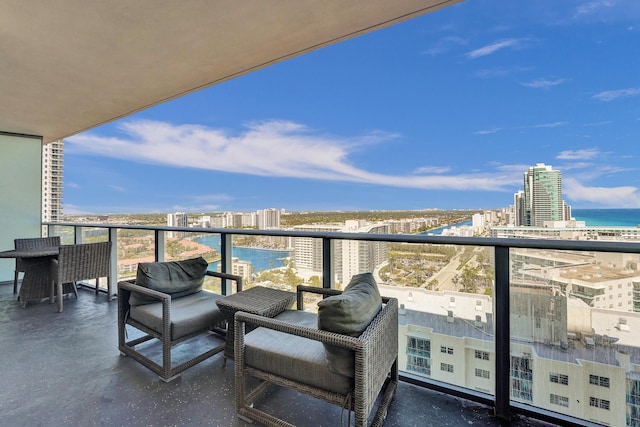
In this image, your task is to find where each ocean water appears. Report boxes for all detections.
[572,209,640,227]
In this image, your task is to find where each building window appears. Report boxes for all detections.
[475,350,490,361]
[589,397,610,410]
[535,317,541,328]
[550,394,569,407]
[407,337,430,358]
[407,355,431,376]
[549,373,569,385]
[440,346,453,355]
[475,368,490,379]
[511,356,533,402]
[441,363,454,373]
[589,375,610,388]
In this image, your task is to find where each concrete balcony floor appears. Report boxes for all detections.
[0,283,557,427]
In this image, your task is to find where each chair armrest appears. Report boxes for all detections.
[295,285,342,310]
[205,271,243,292]
[118,280,171,303]
[234,311,361,351]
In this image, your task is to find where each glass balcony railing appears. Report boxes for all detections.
[44,221,640,427]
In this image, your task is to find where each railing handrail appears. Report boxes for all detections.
[43,221,640,253]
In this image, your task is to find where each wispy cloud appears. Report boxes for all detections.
[556,148,600,160]
[574,0,615,19]
[67,120,516,192]
[414,166,451,174]
[564,177,640,208]
[528,122,568,129]
[421,36,467,56]
[593,88,640,101]
[473,66,528,79]
[521,78,567,89]
[474,128,502,135]
[475,122,567,135]
[466,38,531,59]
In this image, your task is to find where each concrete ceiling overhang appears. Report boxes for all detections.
[1,0,461,143]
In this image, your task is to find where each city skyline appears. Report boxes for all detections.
[63,1,640,214]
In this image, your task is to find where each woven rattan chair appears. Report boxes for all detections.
[234,284,399,427]
[51,241,112,312]
[14,236,60,294]
[118,258,243,382]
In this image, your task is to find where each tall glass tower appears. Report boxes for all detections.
[523,163,565,227]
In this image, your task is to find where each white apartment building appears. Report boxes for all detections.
[293,224,343,272]
[510,248,640,313]
[256,208,280,229]
[42,140,64,235]
[379,284,640,427]
[167,212,188,238]
[217,257,253,282]
[490,225,640,241]
[293,221,389,285]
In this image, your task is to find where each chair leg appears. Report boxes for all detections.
[57,281,64,312]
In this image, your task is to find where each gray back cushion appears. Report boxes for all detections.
[129,257,208,306]
[317,272,382,377]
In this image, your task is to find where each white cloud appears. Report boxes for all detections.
[556,148,600,160]
[527,122,568,129]
[475,128,502,135]
[473,66,528,78]
[466,38,530,59]
[521,78,567,89]
[421,36,467,56]
[564,178,640,208]
[67,119,517,192]
[593,88,640,101]
[414,166,451,174]
[474,122,567,135]
[574,0,615,18]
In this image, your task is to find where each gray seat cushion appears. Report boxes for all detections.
[244,310,351,395]
[317,272,382,377]
[129,257,209,306]
[130,291,224,341]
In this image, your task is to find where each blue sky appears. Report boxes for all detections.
[64,0,640,214]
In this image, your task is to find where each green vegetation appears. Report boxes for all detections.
[380,243,458,288]
[281,209,476,228]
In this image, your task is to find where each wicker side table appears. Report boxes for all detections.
[216,286,296,362]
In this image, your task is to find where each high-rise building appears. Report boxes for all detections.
[167,212,189,238]
[257,208,280,229]
[513,190,526,226]
[42,140,64,235]
[520,163,569,227]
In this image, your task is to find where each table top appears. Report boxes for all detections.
[0,246,59,259]
[216,286,296,317]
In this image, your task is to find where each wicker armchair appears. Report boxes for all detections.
[118,258,243,382]
[51,242,112,312]
[14,236,60,294]
[234,284,399,427]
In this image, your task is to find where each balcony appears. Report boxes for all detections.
[0,281,552,427]
[4,222,636,426]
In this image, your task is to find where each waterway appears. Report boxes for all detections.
[195,235,291,272]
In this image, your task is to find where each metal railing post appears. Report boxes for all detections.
[108,228,118,299]
[322,237,334,289]
[220,232,233,294]
[74,226,83,244]
[494,245,511,421]
[155,229,165,262]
